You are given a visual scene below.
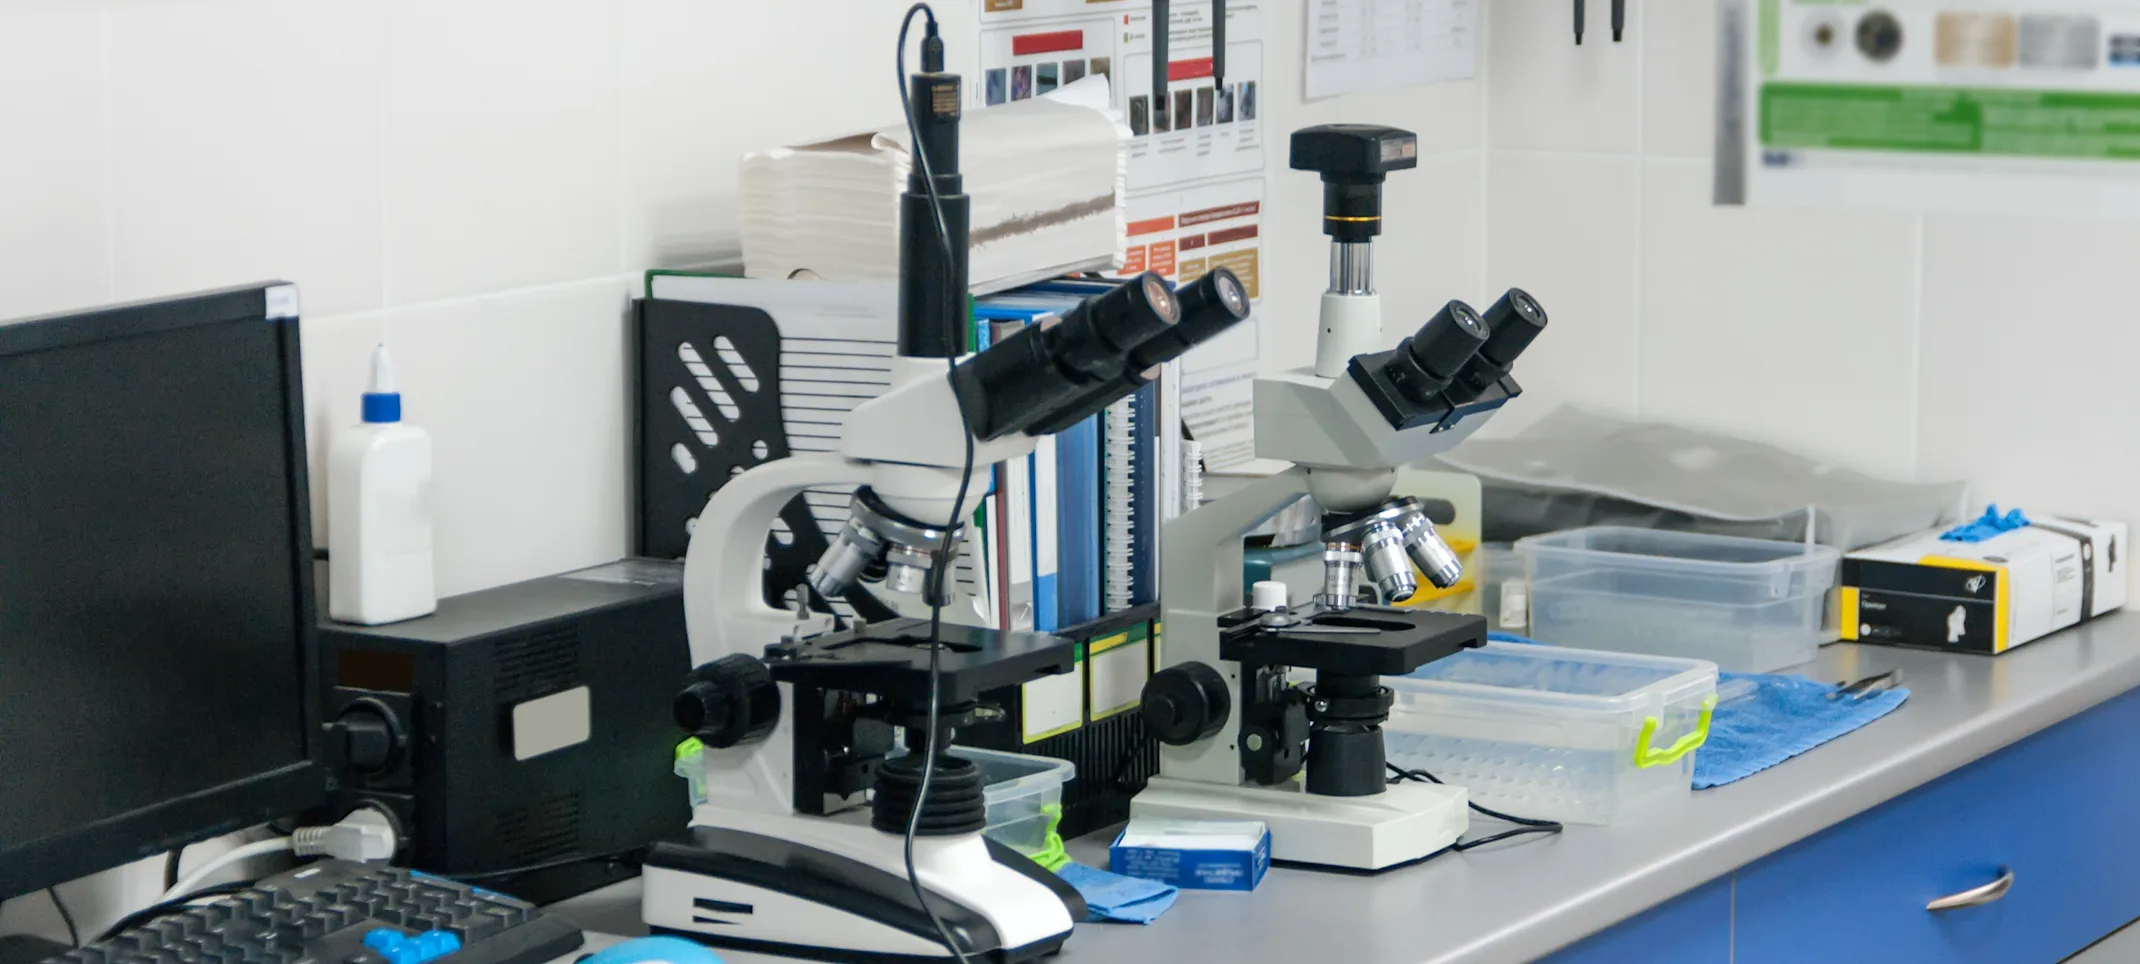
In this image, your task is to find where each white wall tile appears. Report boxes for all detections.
[377,276,636,596]
[1377,150,1487,349]
[1919,216,2140,523]
[1482,151,1641,433]
[1488,0,1642,153]
[1329,79,1484,156]
[299,308,388,544]
[617,0,978,272]
[1641,0,1717,159]
[383,0,621,304]
[1257,94,1339,370]
[0,1,107,320]
[1638,158,1918,476]
[109,0,385,318]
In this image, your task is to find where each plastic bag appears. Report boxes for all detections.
[1432,407,1966,550]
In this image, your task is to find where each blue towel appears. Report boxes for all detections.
[1693,672,1909,789]
[1054,862,1178,924]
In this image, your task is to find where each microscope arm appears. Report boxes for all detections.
[1161,467,1314,618]
[681,452,875,668]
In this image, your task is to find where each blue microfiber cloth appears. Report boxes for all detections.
[1693,672,1909,789]
[1054,862,1178,924]
[1941,504,2031,542]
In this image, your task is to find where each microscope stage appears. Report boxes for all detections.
[765,617,1077,703]
[1217,606,1486,677]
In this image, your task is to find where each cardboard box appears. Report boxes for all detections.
[1110,819,1270,891]
[1842,517,2126,655]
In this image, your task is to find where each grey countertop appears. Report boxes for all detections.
[549,613,2140,964]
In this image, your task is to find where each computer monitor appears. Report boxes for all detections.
[0,283,327,898]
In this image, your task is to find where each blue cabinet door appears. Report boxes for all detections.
[1735,688,2140,964]
[1540,878,1731,964]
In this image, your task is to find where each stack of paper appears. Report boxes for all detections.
[739,76,1127,293]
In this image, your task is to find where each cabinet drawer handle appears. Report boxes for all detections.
[1926,868,2014,911]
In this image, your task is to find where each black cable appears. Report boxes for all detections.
[47,887,79,948]
[896,6,977,963]
[163,849,183,892]
[94,882,254,944]
[451,847,646,884]
[1387,763,1564,851]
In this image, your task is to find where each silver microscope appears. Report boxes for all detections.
[1131,124,1551,870]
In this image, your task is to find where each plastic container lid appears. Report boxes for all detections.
[1396,642,1718,712]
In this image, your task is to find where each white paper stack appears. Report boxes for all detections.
[739,76,1127,292]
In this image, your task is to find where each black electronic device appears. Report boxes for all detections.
[1289,124,1420,243]
[317,560,691,904]
[0,283,326,900]
[29,860,582,964]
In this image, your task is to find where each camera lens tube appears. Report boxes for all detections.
[1359,521,1418,604]
[1399,512,1464,590]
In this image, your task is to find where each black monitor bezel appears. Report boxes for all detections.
[0,283,327,898]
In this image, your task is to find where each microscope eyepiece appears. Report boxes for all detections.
[1381,299,1488,405]
[952,272,1185,440]
[1448,288,1549,402]
[1128,267,1254,371]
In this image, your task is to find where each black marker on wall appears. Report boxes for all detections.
[1212,0,1226,92]
[1153,0,1170,131]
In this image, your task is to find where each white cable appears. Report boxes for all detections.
[162,838,293,902]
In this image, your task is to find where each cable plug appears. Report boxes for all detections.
[291,808,398,863]
[922,31,945,73]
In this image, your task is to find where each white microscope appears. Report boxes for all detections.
[637,21,1253,960]
[1130,124,1551,871]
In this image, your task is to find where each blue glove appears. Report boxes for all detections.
[1055,862,1178,924]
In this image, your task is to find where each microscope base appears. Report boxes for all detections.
[1132,776,1467,870]
[642,810,1084,963]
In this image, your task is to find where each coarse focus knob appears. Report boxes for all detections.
[674,654,781,749]
[1142,662,1232,746]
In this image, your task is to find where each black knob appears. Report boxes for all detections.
[1141,662,1231,746]
[675,654,782,749]
[330,700,403,775]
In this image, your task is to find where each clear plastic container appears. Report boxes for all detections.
[954,746,1075,867]
[1385,643,1719,825]
[673,740,1074,867]
[1516,527,1840,672]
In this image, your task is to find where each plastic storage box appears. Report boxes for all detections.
[674,741,1074,866]
[955,745,1077,868]
[1384,643,1719,825]
[1516,527,1840,672]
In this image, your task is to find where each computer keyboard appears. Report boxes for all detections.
[42,861,584,964]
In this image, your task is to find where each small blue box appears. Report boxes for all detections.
[1109,819,1270,891]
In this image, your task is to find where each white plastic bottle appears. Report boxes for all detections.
[328,345,436,625]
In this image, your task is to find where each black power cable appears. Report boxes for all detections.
[896,5,979,963]
[47,887,79,948]
[1387,763,1564,850]
[93,882,254,944]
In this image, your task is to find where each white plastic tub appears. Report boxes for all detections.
[1385,643,1718,825]
[1516,526,1840,672]
[675,741,1075,866]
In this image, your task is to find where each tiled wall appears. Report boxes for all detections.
[1481,0,2140,543]
[0,0,1481,937]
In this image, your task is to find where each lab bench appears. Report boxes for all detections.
[547,612,2140,963]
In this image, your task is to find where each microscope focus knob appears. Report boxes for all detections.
[675,655,782,749]
[1142,663,1231,746]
